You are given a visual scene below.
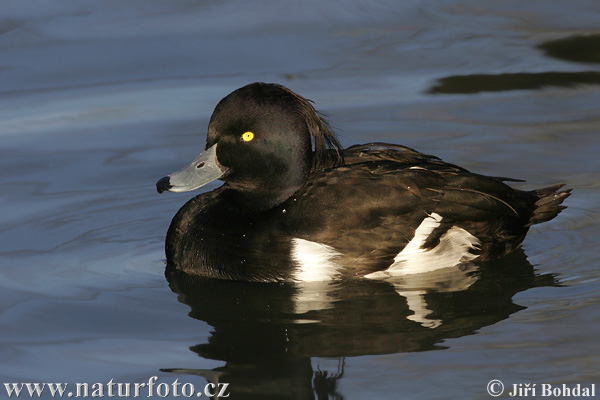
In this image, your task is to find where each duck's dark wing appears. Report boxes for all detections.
[329,142,523,182]
[289,143,569,277]
[341,143,466,171]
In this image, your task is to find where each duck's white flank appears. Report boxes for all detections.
[365,213,480,278]
[291,238,341,282]
[291,214,479,282]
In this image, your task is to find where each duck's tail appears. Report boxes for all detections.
[527,184,572,226]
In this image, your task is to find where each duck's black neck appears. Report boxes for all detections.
[223,185,299,213]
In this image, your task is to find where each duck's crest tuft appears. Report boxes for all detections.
[271,83,344,170]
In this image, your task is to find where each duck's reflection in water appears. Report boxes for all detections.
[162,250,557,399]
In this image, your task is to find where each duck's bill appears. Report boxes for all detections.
[156,144,224,193]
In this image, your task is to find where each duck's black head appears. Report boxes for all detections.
[157,83,343,209]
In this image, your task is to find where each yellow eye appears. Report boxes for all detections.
[242,131,255,142]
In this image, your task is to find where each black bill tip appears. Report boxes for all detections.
[156,176,172,194]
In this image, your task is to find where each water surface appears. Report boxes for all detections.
[1,1,599,399]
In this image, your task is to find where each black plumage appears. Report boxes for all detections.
[157,83,571,282]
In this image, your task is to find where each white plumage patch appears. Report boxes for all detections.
[365,213,480,278]
[291,238,341,282]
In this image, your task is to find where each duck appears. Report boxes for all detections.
[156,82,570,282]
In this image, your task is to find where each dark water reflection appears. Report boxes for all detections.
[162,251,556,399]
[538,34,600,64]
[428,71,600,94]
[429,35,600,94]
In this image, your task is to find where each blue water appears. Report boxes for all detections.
[1,1,599,399]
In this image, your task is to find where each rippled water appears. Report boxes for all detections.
[1,1,599,399]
